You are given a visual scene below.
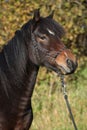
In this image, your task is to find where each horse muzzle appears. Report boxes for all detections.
[55,50,78,75]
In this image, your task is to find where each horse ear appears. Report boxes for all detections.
[33,9,40,22]
[47,10,54,19]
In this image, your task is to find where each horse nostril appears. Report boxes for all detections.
[66,59,72,67]
[66,59,77,73]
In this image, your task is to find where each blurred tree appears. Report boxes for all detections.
[0,0,87,56]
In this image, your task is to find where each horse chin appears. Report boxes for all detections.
[56,66,66,75]
[56,65,72,75]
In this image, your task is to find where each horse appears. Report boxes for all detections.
[0,9,77,130]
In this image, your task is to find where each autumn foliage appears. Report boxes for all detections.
[0,1,87,130]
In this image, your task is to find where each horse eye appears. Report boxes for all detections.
[39,35,46,40]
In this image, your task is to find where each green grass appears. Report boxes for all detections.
[30,61,87,130]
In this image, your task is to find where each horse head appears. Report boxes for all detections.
[29,9,77,75]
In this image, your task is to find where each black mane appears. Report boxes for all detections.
[0,29,29,97]
[0,31,26,71]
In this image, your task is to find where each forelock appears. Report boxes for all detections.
[38,17,65,38]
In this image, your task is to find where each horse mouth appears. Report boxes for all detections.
[56,65,73,75]
[55,62,77,75]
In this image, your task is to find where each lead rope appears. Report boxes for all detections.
[58,72,78,130]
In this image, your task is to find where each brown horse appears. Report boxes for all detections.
[0,9,77,130]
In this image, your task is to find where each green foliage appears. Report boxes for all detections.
[31,64,87,130]
[0,1,87,130]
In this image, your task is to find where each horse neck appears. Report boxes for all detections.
[24,60,39,98]
[15,61,38,113]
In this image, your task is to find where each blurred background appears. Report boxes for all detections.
[0,0,87,130]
